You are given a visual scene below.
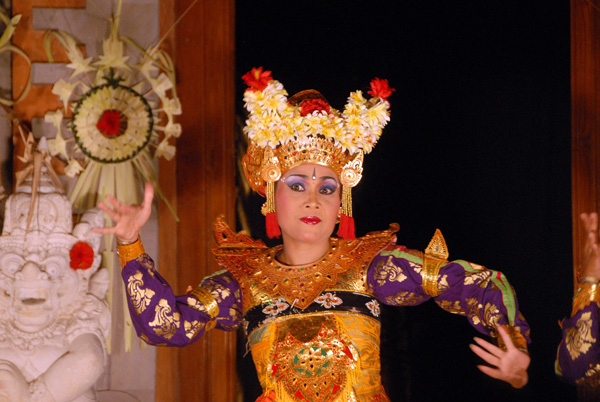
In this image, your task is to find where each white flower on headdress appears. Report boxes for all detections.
[243,71,392,155]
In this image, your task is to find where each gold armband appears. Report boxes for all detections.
[189,286,220,320]
[116,237,145,268]
[422,229,449,297]
[572,282,600,316]
[496,325,529,354]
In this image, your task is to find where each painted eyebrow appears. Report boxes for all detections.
[283,174,338,182]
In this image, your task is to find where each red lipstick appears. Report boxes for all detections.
[300,216,321,225]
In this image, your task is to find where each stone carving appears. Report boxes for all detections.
[0,164,109,401]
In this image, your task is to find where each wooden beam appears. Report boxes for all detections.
[571,0,600,291]
[157,0,180,400]
[157,1,237,400]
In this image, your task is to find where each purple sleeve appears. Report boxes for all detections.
[121,253,243,346]
[556,302,600,384]
[367,246,530,346]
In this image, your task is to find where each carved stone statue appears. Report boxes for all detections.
[0,163,109,402]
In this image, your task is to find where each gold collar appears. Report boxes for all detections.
[251,238,355,309]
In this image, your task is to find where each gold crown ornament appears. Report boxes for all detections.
[241,67,394,239]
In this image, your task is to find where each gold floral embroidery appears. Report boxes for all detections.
[372,256,407,286]
[229,307,242,320]
[184,320,204,340]
[566,312,597,360]
[140,333,152,345]
[385,291,424,305]
[464,270,491,286]
[439,274,449,294]
[135,254,157,278]
[149,299,181,339]
[437,300,464,315]
[464,298,482,325]
[127,270,156,314]
[482,303,501,330]
[408,260,422,274]
[212,286,232,302]
[577,363,600,387]
[187,296,207,313]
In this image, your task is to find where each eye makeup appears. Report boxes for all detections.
[319,178,339,193]
[280,174,339,193]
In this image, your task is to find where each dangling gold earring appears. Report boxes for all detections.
[336,207,342,224]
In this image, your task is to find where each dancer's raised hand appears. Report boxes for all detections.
[93,182,154,243]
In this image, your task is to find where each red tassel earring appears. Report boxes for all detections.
[263,181,281,238]
[337,185,355,239]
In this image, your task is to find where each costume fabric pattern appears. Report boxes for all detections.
[556,294,600,400]
[120,222,530,402]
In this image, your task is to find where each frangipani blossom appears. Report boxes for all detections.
[242,71,392,154]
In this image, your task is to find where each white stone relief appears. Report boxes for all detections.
[0,167,109,402]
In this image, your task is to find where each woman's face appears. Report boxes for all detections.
[275,164,341,246]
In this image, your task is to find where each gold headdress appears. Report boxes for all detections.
[241,67,393,239]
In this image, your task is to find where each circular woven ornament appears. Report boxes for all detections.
[72,83,154,163]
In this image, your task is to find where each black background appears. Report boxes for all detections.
[235,1,574,401]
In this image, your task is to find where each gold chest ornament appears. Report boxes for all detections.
[212,216,398,313]
[212,217,398,402]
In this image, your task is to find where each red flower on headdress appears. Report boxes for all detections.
[368,78,395,101]
[96,109,124,137]
[300,99,330,116]
[69,242,94,270]
[242,67,272,91]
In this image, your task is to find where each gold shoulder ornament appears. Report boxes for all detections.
[422,229,449,297]
[251,224,399,310]
[211,215,268,280]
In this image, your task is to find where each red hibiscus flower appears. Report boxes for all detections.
[70,242,94,270]
[300,99,330,116]
[242,67,272,91]
[368,78,395,101]
[96,109,124,137]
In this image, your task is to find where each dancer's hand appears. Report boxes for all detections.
[470,326,530,388]
[580,212,600,281]
[93,182,154,243]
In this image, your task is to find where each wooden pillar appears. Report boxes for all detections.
[158,1,237,401]
[571,0,600,290]
[11,0,77,173]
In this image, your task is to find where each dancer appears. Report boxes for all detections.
[96,68,531,401]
